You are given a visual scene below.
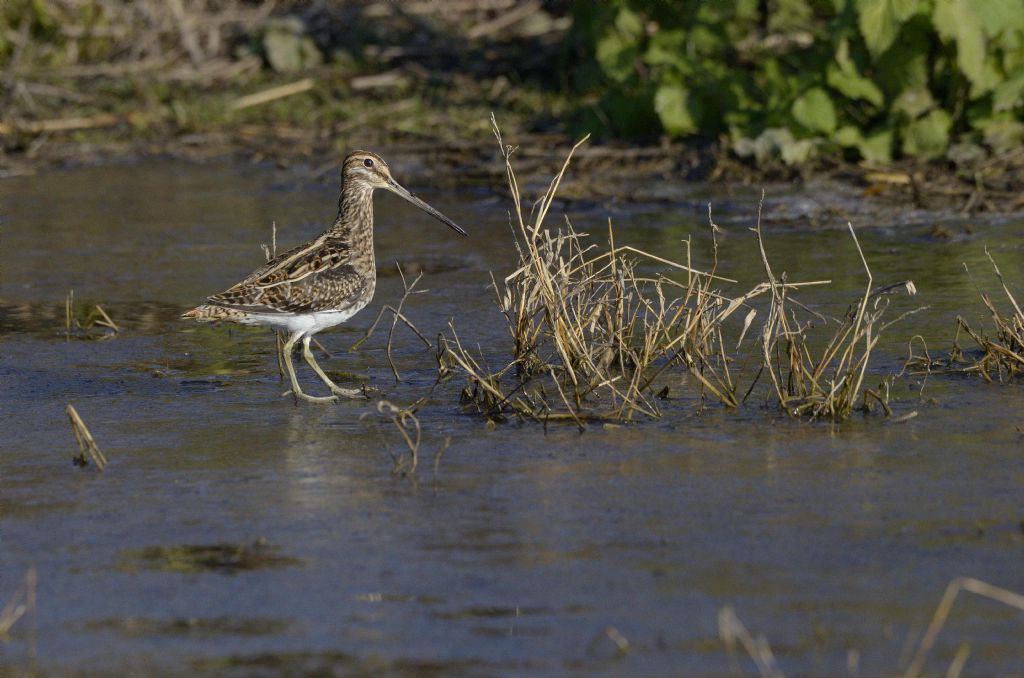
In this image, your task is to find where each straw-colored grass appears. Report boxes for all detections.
[720,577,1024,678]
[955,251,1024,381]
[440,120,916,426]
[0,568,36,639]
[66,403,108,470]
[753,206,921,419]
[439,119,752,426]
[903,250,1023,382]
[376,399,421,476]
[65,289,119,340]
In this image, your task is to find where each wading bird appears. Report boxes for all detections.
[183,151,467,403]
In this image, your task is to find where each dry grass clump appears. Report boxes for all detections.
[439,120,756,426]
[440,121,916,426]
[904,250,1023,382]
[755,213,920,419]
[955,252,1024,381]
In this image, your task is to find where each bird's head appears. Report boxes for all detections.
[342,151,467,236]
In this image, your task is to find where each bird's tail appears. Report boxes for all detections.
[181,304,237,322]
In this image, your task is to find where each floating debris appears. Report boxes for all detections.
[119,539,302,575]
[85,615,290,638]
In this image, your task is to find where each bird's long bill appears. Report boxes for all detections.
[386,179,467,236]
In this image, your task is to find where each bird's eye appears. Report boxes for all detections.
[363,158,374,168]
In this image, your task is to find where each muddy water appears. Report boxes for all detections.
[1,161,1022,676]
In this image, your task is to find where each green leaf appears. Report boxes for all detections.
[892,86,935,118]
[791,87,837,133]
[977,115,1024,151]
[595,7,645,83]
[614,6,644,37]
[971,0,1024,37]
[644,29,687,68]
[834,125,864,147]
[856,0,919,56]
[596,33,638,83]
[769,0,815,32]
[860,127,894,163]
[902,109,952,158]
[781,138,818,166]
[946,141,986,165]
[933,0,994,92]
[751,127,796,164]
[826,64,884,106]
[654,84,700,136]
[993,72,1024,111]
[873,18,931,97]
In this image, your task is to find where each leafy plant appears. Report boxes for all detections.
[566,0,1024,164]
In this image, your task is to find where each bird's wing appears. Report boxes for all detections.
[207,237,369,314]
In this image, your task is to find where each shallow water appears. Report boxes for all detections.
[1,160,1023,676]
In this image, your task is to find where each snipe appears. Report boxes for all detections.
[182,151,467,403]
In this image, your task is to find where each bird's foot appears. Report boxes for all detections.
[328,385,365,399]
[282,389,339,404]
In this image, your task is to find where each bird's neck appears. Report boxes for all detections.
[330,183,376,274]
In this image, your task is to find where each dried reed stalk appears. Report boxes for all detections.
[903,577,1024,678]
[377,399,421,475]
[903,250,1022,381]
[956,250,1024,381]
[754,203,919,420]
[350,265,431,383]
[717,577,1024,678]
[444,118,884,426]
[65,289,119,339]
[66,404,108,470]
[441,120,750,424]
[0,568,37,638]
[718,605,785,678]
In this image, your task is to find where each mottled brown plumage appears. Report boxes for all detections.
[183,150,466,403]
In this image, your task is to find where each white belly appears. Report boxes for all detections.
[242,308,359,335]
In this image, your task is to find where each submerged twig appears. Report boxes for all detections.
[350,265,431,383]
[377,399,421,475]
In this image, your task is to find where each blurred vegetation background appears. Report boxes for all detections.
[1,0,1022,173]
[569,0,1024,167]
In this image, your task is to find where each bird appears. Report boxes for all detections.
[182,151,467,403]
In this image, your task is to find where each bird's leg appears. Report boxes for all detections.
[281,332,337,404]
[302,335,364,398]
[274,331,287,380]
